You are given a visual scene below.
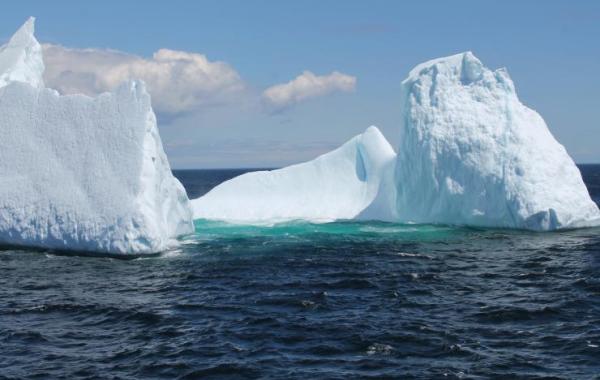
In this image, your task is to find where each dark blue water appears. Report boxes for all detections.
[2,166,600,379]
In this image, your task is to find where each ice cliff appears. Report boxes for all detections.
[394,52,600,230]
[192,126,397,223]
[0,18,193,254]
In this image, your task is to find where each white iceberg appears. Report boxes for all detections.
[192,126,397,223]
[192,52,599,231]
[394,52,600,230]
[3,18,594,237]
[0,18,193,254]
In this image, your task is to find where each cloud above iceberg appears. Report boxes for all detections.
[42,44,245,115]
[262,71,356,112]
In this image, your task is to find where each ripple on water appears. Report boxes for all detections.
[2,218,600,378]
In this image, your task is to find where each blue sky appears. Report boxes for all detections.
[2,1,599,168]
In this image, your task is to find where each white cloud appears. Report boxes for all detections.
[42,44,245,115]
[262,71,356,111]
[42,44,356,117]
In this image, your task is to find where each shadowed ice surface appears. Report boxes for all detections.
[1,166,600,379]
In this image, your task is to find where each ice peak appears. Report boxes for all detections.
[363,125,384,138]
[359,126,396,172]
[406,51,484,83]
[460,51,483,83]
[11,17,36,43]
[0,17,44,89]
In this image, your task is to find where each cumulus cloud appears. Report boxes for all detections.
[42,44,245,115]
[262,71,356,112]
[42,44,356,117]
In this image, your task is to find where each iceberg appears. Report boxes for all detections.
[0,18,193,254]
[2,18,594,237]
[192,126,397,223]
[192,52,599,231]
[394,52,600,230]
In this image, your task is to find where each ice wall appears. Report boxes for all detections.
[0,18,193,254]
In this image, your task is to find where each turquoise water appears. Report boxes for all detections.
[194,219,462,240]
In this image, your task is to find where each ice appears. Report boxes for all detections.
[2,17,596,238]
[0,17,44,89]
[394,52,600,230]
[192,126,397,223]
[192,52,599,231]
[0,19,193,254]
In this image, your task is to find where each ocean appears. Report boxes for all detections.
[1,166,600,379]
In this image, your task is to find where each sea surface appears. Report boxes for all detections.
[2,166,600,379]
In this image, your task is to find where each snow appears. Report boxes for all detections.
[0,18,193,254]
[394,51,600,230]
[192,126,397,223]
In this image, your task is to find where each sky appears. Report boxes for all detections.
[1,0,599,168]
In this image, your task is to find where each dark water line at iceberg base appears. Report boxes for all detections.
[0,166,600,379]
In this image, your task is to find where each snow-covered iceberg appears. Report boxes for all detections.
[394,52,600,230]
[192,126,397,223]
[0,18,193,254]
